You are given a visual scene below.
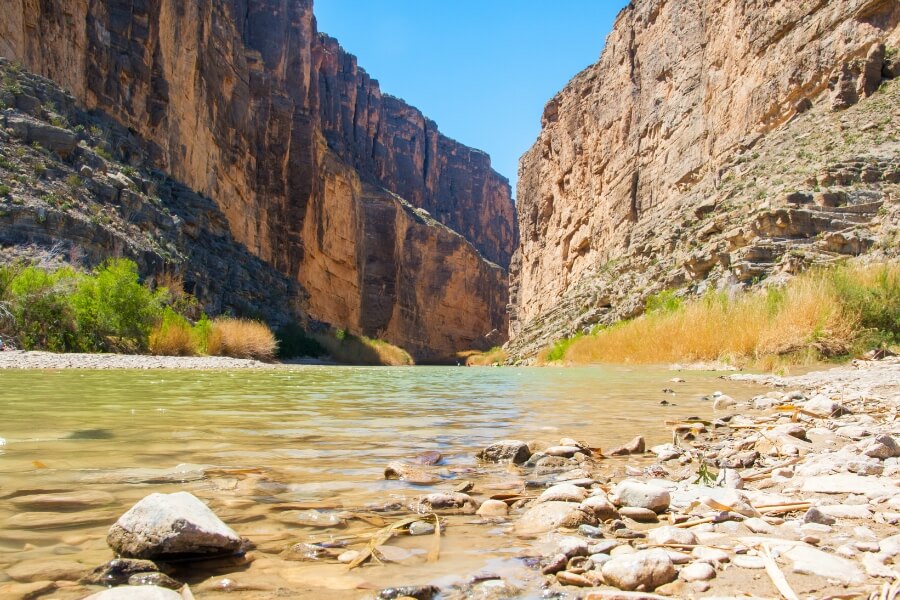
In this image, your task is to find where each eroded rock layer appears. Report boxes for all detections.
[1,0,515,359]
[510,0,900,358]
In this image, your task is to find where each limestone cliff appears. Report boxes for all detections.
[0,0,515,359]
[509,0,900,358]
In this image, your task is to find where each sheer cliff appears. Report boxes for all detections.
[0,0,516,360]
[509,0,900,358]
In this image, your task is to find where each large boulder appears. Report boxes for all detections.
[83,586,185,600]
[107,492,242,559]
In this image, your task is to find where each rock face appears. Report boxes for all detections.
[1,0,515,360]
[509,0,900,358]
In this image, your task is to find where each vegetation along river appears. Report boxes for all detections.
[0,366,767,598]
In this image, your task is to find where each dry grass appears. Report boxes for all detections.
[544,262,898,367]
[463,346,508,366]
[207,318,277,361]
[313,330,414,366]
[149,321,197,356]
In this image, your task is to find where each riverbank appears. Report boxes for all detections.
[0,350,279,369]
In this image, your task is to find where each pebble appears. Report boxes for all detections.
[476,500,509,517]
[411,492,477,514]
[477,440,531,464]
[648,526,697,546]
[538,483,589,503]
[544,445,586,458]
[556,571,594,587]
[513,501,595,535]
[601,549,676,591]
[732,555,765,569]
[742,517,774,534]
[578,524,604,538]
[408,521,436,535]
[691,546,729,564]
[679,561,716,582]
[803,507,835,526]
[588,540,619,554]
[610,480,670,513]
[580,494,620,521]
[619,506,658,522]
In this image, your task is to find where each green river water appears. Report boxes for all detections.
[0,365,766,598]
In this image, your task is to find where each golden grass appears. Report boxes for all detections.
[544,262,898,367]
[148,311,198,356]
[207,318,277,361]
[313,331,414,366]
[463,346,508,366]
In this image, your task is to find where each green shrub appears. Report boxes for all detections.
[65,174,82,190]
[192,314,213,354]
[544,333,582,362]
[7,265,82,351]
[0,184,10,197]
[645,289,684,314]
[69,259,164,352]
[275,322,325,359]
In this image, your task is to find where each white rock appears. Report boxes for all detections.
[804,395,850,417]
[784,544,865,584]
[84,587,184,600]
[818,504,872,519]
[610,480,670,513]
[800,474,898,498]
[648,526,697,546]
[712,392,736,410]
[862,553,899,578]
[880,534,900,557]
[732,555,765,569]
[538,483,589,504]
[743,518,774,534]
[650,444,682,461]
[337,550,359,563]
[679,561,716,582]
[601,549,676,591]
[107,492,241,559]
[665,550,692,564]
[691,546,729,564]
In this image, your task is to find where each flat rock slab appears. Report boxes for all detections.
[107,492,242,559]
[800,474,898,498]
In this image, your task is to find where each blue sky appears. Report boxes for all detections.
[315,1,628,195]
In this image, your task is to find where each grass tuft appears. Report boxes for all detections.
[314,330,413,365]
[148,308,197,356]
[207,318,277,361]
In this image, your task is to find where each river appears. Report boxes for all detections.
[0,365,767,598]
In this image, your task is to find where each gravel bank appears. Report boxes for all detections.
[0,351,273,370]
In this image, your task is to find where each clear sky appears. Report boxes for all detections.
[314,1,628,196]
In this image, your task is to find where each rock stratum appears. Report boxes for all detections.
[509,0,900,358]
[0,0,515,360]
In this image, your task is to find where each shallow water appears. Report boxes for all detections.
[0,365,766,598]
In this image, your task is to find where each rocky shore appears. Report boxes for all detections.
[1,358,897,599]
[0,351,273,370]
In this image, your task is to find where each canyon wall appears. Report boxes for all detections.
[509,0,900,358]
[1,0,514,359]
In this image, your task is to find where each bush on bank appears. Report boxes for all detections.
[0,259,278,360]
[539,262,899,368]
